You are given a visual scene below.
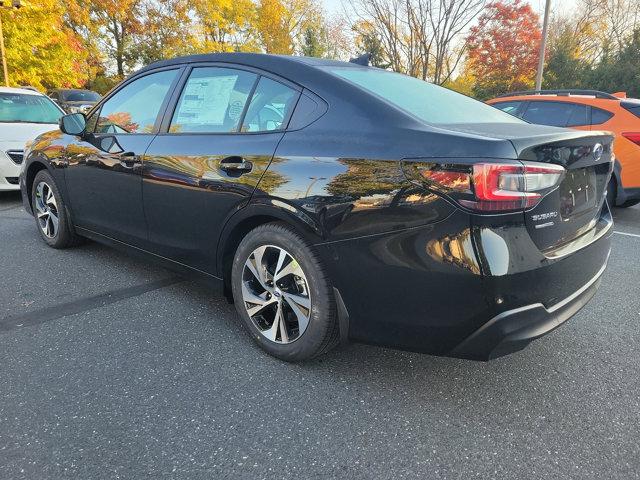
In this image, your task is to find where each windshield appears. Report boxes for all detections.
[63,90,101,102]
[0,92,62,124]
[326,67,524,125]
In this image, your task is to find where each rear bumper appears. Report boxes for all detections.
[450,257,608,360]
[320,204,612,360]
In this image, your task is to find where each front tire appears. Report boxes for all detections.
[231,222,339,361]
[31,170,81,249]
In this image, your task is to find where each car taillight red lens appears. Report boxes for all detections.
[622,132,640,146]
[462,162,565,211]
[403,160,565,213]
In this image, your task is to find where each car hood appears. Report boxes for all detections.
[0,123,59,149]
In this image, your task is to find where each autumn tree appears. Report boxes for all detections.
[0,0,90,89]
[137,0,197,65]
[257,0,293,53]
[191,0,259,53]
[466,0,541,99]
[256,0,321,54]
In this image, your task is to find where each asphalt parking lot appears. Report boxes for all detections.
[0,190,639,480]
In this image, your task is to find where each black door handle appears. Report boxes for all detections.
[220,156,253,174]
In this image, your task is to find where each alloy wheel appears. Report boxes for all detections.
[241,245,312,344]
[34,181,59,239]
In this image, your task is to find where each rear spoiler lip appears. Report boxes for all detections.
[508,130,615,163]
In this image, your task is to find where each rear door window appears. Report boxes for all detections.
[566,104,589,127]
[241,77,298,132]
[522,101,578,127]
[170,67,257,133]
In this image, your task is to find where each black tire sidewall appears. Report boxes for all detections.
[231,223,336,361]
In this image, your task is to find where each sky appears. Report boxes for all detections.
[321,0,581,18]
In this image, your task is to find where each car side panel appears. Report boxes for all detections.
[142,132,285,274]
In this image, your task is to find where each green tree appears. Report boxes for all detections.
[301,26,327,57]
[543,25,589,90]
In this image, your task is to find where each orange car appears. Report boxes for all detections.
[488,89,640,207]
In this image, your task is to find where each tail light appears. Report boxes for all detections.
[622,132,640,146]
[403,160,565,213]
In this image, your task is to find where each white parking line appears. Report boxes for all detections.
[614,230,640,238]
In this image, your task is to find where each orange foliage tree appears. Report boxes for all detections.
[465,0,541,99]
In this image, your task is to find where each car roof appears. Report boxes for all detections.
[488,94,625,107]
[135,53,366,94]
[140,52,358,72]
[0,86,45,96]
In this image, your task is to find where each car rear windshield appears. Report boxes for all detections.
[0,92,62,124]
[325,67,524,125]
[621,100,640,119]
[63,90,101,102]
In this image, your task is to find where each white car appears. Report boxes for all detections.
[0,87,64,191]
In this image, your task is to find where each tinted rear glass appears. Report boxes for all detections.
[63,90,101,102]
[566,104,588,127]
[522,101,575,127]
[591,107,614,125]
[326,67,523,125]
[621,101,640,119]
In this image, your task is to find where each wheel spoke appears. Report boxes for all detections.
[274,248,288,279]
[282,292,310,309]
[264,301,282,342]
[242,283,276,316]
[283,294,309,333]
[47,191,57,210]
[274,257,303,281]
[245,246,269,289]
[277,303,289,343]
[49,210,59,235]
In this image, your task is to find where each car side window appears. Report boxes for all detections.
[521,101,575,127]
[591,107,614,125]
[566,104,589,127]
[241,77,298,132]
[95,69,178,134]
[492,101,523,117]
[170,67,257,133]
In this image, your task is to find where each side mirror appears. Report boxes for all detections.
[59,113,86,136]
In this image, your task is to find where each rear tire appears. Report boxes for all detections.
[31,170,82,249]
[231,222,339,361]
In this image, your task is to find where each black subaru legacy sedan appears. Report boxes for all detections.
[20,53,613,361]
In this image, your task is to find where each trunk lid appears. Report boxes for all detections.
[441,123,614,253]
[517,131,613,254]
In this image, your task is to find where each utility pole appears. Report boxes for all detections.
[535,0,552,91]
[0,1,22,87]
